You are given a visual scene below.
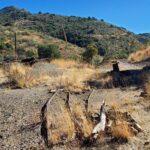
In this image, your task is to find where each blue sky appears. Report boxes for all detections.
[0,0,149,33]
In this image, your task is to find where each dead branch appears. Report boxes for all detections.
[92,100,106,139]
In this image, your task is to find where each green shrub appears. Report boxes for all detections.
[5,43,13,49]
[4,55,16,62]
[82,43,98,63]
[38,44,61,59]
[0,55,3,62]
[0,44,5,50]
[26,49,38,57]
[16,48,26,56]
[92,55,103,66]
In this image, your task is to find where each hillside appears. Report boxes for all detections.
[0,6,146,59]
[0,25,84,62]
[138,33,150,44]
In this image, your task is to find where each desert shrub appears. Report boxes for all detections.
[6,63,51,88]
[26,49,38,57]
[92,55,103,66]
[4,55,15,62]
[82,43,98,63]
[0,43,7,50]
[5,43,12,49]
[38,44,61,59]
[0,55,3,62]
[16,47,26,56]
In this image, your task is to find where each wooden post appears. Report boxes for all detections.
[14,32,18,61]
[62,25,68,50]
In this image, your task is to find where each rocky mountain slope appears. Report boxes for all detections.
[0,24,84,62]
[0,6,147,59]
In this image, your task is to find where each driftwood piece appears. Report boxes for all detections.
[92,100,106,139]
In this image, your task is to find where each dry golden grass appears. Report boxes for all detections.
[47,59,99,92]
[49,67,98,92]
[51,59,79,68]
[112,123,133,140]
[110,106,134,141]
[71,102,93,137]
[48,106,75,145]
[5,60,100,91]
[0,68,5,78]
[145,77,150,96]
[128,47,150,63]
[6,63,51,88]
[48,100,93,145]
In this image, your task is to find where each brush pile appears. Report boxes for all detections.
[41,90,143,147]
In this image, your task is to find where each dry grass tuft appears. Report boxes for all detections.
[48,59,99,92]
[49,67,98,92]
[128,47,150,63]
[4,59,100,91]
[51,59,79,68]
[6,63,51,88]
[110,106,134,141]
[71,102,93,138]
[7,63,33,88]
[48,101,93,145]
[48,105,75,145]
[112,123,133,141]
[0,68,5,78]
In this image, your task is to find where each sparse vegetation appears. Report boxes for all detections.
[0,25,84,61]
[0,6,145,60]
[5,63,51,88]
[112,123,133,141]
[51,59,78,68]
[48,61,99,92]
[0,67,5,78]
[38,44,61,59]
[3,60,99,90]
[110,106,134,142]
[128,47,150,62]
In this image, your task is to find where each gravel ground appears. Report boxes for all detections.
[0,86,51,149]
[0,86,149,149]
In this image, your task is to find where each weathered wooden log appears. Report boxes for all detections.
[41,90,75,146]
[85,90,94,112]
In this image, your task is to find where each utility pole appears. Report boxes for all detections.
[62,25,68,50]
[14,32,18,61]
